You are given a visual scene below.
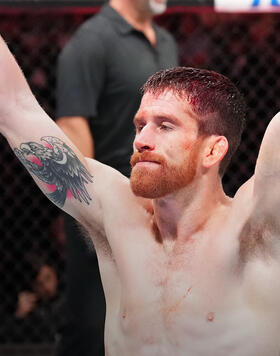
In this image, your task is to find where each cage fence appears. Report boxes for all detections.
[0,6,279,354]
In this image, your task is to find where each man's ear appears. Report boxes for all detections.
[202,136,228,169]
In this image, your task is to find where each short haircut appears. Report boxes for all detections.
[142,67,246,176]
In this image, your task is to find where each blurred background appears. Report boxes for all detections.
[0,0,280,355]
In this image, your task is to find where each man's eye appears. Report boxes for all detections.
[137,125,144,132]
[159,124,172,131]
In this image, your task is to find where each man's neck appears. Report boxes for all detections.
[109,0,156,45]
[152,176,231,250]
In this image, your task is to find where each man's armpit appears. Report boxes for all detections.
[79,220,113,259]
[14,136,93,208]
[239,215,279,262]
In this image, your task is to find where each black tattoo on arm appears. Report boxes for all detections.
[14,136,93,207]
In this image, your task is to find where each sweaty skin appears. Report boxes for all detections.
[93,94,280,356]
[96,176,280,356]
[1,36,280,356]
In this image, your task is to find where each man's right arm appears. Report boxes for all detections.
[0,35,111,230]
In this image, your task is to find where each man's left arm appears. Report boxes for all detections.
[253,112,280,218]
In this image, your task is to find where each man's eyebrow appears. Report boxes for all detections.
[155,115,181,125]
[133,114,182,126]
[133,115,145,125]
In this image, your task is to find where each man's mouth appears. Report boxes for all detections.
[135,160,160,167]
[130,152,164,167]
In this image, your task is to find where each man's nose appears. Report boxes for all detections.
[134,126,155,153]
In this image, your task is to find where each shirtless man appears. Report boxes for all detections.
[1,35,280,356]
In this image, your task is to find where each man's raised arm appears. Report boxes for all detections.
[253,112,280,219]
[0,35,98,220]
[254,112,280,183]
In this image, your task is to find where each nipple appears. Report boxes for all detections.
[206,312,215,322]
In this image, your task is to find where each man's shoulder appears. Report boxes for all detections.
[232,176,254,202]
[229,177,255,226]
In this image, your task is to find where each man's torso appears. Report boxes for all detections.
[84,174,280,356]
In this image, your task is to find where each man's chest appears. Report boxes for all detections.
[102,209,280,355]
[115,246,280,356]
[110,246,280,356]
[108,212,279,306]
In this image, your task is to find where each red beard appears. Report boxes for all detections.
[130,149,198,199]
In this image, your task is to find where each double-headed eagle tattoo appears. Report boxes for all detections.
[14,136,93,208]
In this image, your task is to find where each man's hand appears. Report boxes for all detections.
[15,291,37,318]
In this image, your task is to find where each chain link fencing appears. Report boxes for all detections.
[0,7,279,353]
